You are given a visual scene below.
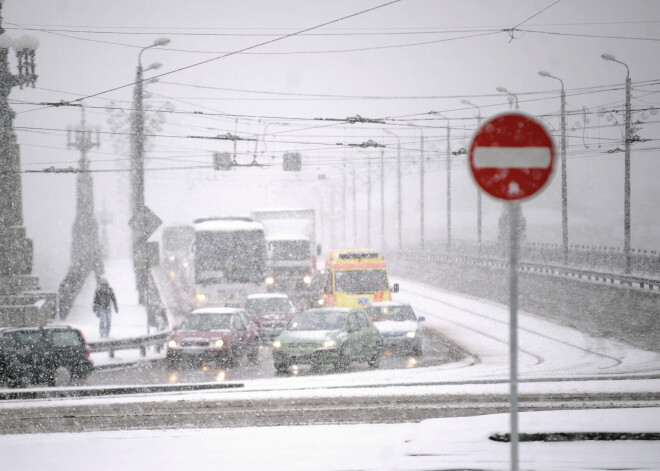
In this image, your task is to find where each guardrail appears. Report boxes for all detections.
[399,251,660,291]
[87,330,170,359]
[414,240,660,279]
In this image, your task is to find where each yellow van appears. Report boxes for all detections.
[321,249,398,308]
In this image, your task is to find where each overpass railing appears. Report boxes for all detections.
[394,240,660,291]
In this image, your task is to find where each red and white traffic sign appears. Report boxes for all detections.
[469,112,555,201]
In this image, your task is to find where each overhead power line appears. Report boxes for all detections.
[18,0,404,114]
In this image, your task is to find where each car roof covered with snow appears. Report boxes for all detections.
[246,293,290,300]
[190,307,245,315]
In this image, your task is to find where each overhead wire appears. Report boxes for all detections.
[17,0,405,115]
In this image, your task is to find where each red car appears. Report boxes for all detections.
[244,293,297,343]
[166,307,259,366]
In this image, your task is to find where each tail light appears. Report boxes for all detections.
[80,331,91,359]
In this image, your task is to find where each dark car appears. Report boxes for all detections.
[166,307,260,367]
[244,293,297,343]
[365,301,425,356]
[0,325,93,388]
[272,307,382,373]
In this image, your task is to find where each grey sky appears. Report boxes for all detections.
[2,0,658,289]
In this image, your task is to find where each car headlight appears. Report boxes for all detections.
[272,340,282,349]
[214,339,224,348]
[168,255,176,262]
[265,276,275,285]
[167,339,178,348]
[317,298,324,306]
[195,293,207,302]
[321,339,336,349]
[405,331,417,339]
[303,275,312,284]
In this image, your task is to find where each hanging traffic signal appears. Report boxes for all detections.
[283,152,301,171]
[213,152,232,170]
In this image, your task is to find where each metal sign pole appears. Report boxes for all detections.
[509,201,520,471]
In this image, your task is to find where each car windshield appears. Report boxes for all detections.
[179,313,232,331]
[334,269,388,294]
[368,305,416,322]
[245,297,292,314]
[287,311,346,331]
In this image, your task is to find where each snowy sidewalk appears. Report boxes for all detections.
[62,259,168,367]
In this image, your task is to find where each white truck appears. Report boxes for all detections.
[250,208,320,309]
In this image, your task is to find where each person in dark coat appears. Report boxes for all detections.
[93,278,118,337]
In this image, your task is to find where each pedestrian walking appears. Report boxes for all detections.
[93,278,118,337]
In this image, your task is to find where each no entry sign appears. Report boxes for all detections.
[469,112,555,201]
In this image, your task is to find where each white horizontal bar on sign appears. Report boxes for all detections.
[473,146,551,169]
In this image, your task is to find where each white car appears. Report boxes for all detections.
[365,301,425,357]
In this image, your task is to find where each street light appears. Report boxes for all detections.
[496,86,519,110]
[407,123,425,249]
[430,112,452,251]
[538,70,569,266]
[131,37,169,308]
[358,149,372,247]
[461,99,483,248]
[384,129,402,250]
[601,53,632,274]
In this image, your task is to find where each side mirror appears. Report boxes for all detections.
[417,316,426,322]
[392,283,399,293]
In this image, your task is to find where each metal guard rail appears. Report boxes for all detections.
[401,252,660,291]
[87,330,171,359]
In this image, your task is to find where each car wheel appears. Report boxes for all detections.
[334,347,350,371]
[367,344,382,368]
[274,361,289,374]
[49,366,72,387]
[247,340,260,364]
[226,349,238,368]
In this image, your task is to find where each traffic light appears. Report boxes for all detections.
[283,152,301,171]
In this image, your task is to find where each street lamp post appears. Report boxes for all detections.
[461,99,483,248]
[131,38,169,304]
[407,124,425,249]
[496,86,519,110]
[539,71,569,265]
[352,166,357,244]
[358,150,372,247]
[380,145,385,250]
[384,129,402,250]
[430,113,452,251]
[601,53,632,274]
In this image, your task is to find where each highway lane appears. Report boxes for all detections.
[3,389,658,434]
[87,328,465,386]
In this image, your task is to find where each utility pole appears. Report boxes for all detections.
[446,125,452,251]
[352,166,357,245]
[0,3,56,324]
[380,146,385,250]
[130,39,168,305]
[462,99,483,248]
[538,71,568,265]
[384,129,402,250]
[601,53,632,273]
[367,155,371,247]
[342,157,347,246]
[430,113,451,251]
[420,132,425,250]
